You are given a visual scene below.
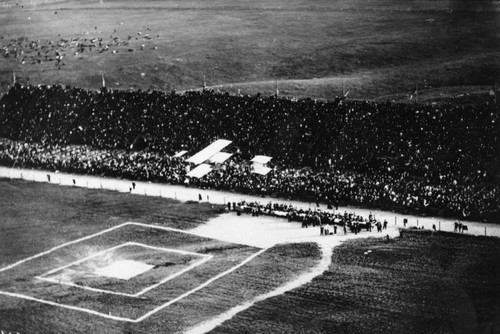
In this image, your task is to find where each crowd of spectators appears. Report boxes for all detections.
[0,83,498,221]
[231,200,381,234]
[1,25,159,70]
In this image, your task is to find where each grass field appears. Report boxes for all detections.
[212,230,500,334]
[0,179,321,333]
[1,0,499,100]
[0,178,225,264]
[1,178,500,333]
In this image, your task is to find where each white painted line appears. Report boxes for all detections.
[0,222,131,274]
[38,242,133,277]
[134,255,213,296]
[134,248,267,322]
[126,222,204,236]
[0,290,136,322]
[0,249,264,323]
[126,241,211,258]
[0,222,265,322]
[37,241,212,297]
[0,222,211,275]
[36,276,139,298]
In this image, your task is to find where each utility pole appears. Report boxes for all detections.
[495,83,499,105]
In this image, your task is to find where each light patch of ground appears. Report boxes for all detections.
[94,260,153,280]
[185,212,400,334]
[191,213,327,248]
[190,211,399,249]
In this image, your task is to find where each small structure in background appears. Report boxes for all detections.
[251,155,272,175]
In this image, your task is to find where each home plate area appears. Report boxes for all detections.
[0,223,261,322]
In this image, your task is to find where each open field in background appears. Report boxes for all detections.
[1,0,499,100]
[0,179,322,333]
[212,230,500,334]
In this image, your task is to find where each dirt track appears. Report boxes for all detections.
[1,166,498,238]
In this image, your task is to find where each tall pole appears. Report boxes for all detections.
[495,83,498,105]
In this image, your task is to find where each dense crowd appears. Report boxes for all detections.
[231,200,384,234]
[0,84,498,221]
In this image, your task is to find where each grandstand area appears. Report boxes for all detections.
[1,86,498,222]
[1,0,500,333]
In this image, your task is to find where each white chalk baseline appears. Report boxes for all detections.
[36,242,213,298]
[0,222,265,322]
